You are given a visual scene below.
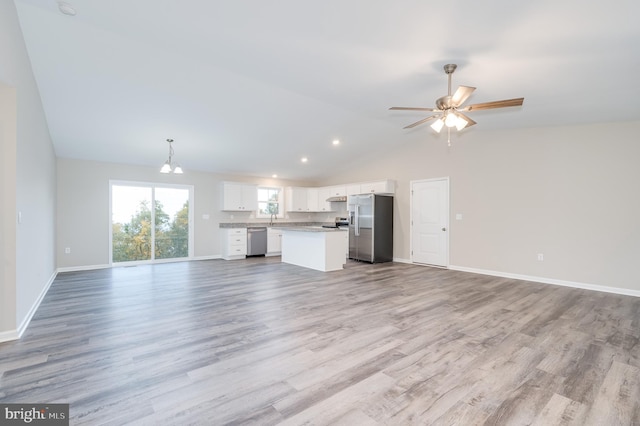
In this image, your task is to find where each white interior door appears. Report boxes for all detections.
[411,178,449,267]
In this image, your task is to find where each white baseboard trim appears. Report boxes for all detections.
[8,269,58,342]
[393,257,412,264]
[0,329,19,343]
[57,256,223,273]
[57,264,110,273]
[448,264,640,298]
[192,255,222,261]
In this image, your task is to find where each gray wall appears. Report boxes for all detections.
[56,158,317,268]
[0,0,57,337]
[324,121,640,292]
[56,121,640,293]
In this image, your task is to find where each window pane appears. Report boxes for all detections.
[112,186,153,262]
[154,187,190,260]
[257,187,281,216]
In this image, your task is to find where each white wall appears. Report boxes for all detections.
[0,83,18,337]
[0,0,57,339]
[323,121,640,293]
[56,158,315,268]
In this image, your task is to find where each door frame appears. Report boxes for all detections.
[409,177,450,267]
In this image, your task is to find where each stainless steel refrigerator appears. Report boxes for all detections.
[348,194,393,263]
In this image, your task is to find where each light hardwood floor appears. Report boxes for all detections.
[1,257,639,425]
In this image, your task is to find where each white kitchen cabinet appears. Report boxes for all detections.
[326,186,346,197]
[316,187,334,212]
[221,228,247,260]
[267,228,283,255]
[346,184,362,196]
[306,188,319,212]
[360,180,395,194]
[285,187,308,212]
[221,182,258,211]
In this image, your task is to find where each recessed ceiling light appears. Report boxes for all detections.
[301,157,308,163]
[58,1,76,16]
[272,174,278,178]
[332,139,340,145]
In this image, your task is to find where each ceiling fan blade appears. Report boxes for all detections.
[460,97,524,112]
[456,112,477,128]
[390,106,439,112]
[403,115,440,129]
[451,86,476,107]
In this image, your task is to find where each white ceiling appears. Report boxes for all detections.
[14,0,640,181]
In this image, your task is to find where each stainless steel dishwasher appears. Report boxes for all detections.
[247,227,267,256]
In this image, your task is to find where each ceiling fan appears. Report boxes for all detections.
[390,64,524,143]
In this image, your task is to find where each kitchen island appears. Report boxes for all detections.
[280,227,348,272]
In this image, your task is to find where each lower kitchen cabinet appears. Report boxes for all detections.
[267,228,283,256]
[221,228,247,260]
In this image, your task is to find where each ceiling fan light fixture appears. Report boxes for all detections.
[389,63,524,143]
[430,118,444,133]
[445,111,458,128]
[455,115,468,131]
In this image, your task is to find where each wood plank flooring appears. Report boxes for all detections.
[1,257,639,425]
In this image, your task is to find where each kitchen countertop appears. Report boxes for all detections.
[219,222,331,228]
[279,226,347,233]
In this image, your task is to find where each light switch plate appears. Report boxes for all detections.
[455,213,463,220]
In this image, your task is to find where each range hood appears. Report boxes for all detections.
[326,195,347,202]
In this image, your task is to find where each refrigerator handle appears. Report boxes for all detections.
[354,204,360,236]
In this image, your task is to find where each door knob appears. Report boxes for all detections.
[442,227,446,231]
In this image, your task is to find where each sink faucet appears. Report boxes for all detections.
[269,213,277,226]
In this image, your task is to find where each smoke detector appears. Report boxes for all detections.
[58,2,76,16]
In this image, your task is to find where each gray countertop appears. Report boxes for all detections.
[220,222,330,229]
[279,226,347,233]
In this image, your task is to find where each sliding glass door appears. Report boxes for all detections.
[110,182,193,264]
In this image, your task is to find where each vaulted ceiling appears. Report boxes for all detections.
[14,0,640,180]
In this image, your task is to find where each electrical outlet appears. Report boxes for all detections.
[537,253,544,261]
[65,247,71,254]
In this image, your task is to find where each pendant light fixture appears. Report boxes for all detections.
[160,139,183,174]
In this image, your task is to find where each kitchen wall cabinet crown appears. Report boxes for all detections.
[221,182,258,211]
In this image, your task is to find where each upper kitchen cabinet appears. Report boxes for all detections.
[325,186,346,197]
[360,180,395,194]
[316,187,335,212]
[349,180,395,196]
[285,187,308,212]
[307,188,319,212]
[221,182,258,211]
[286,187,334,212]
